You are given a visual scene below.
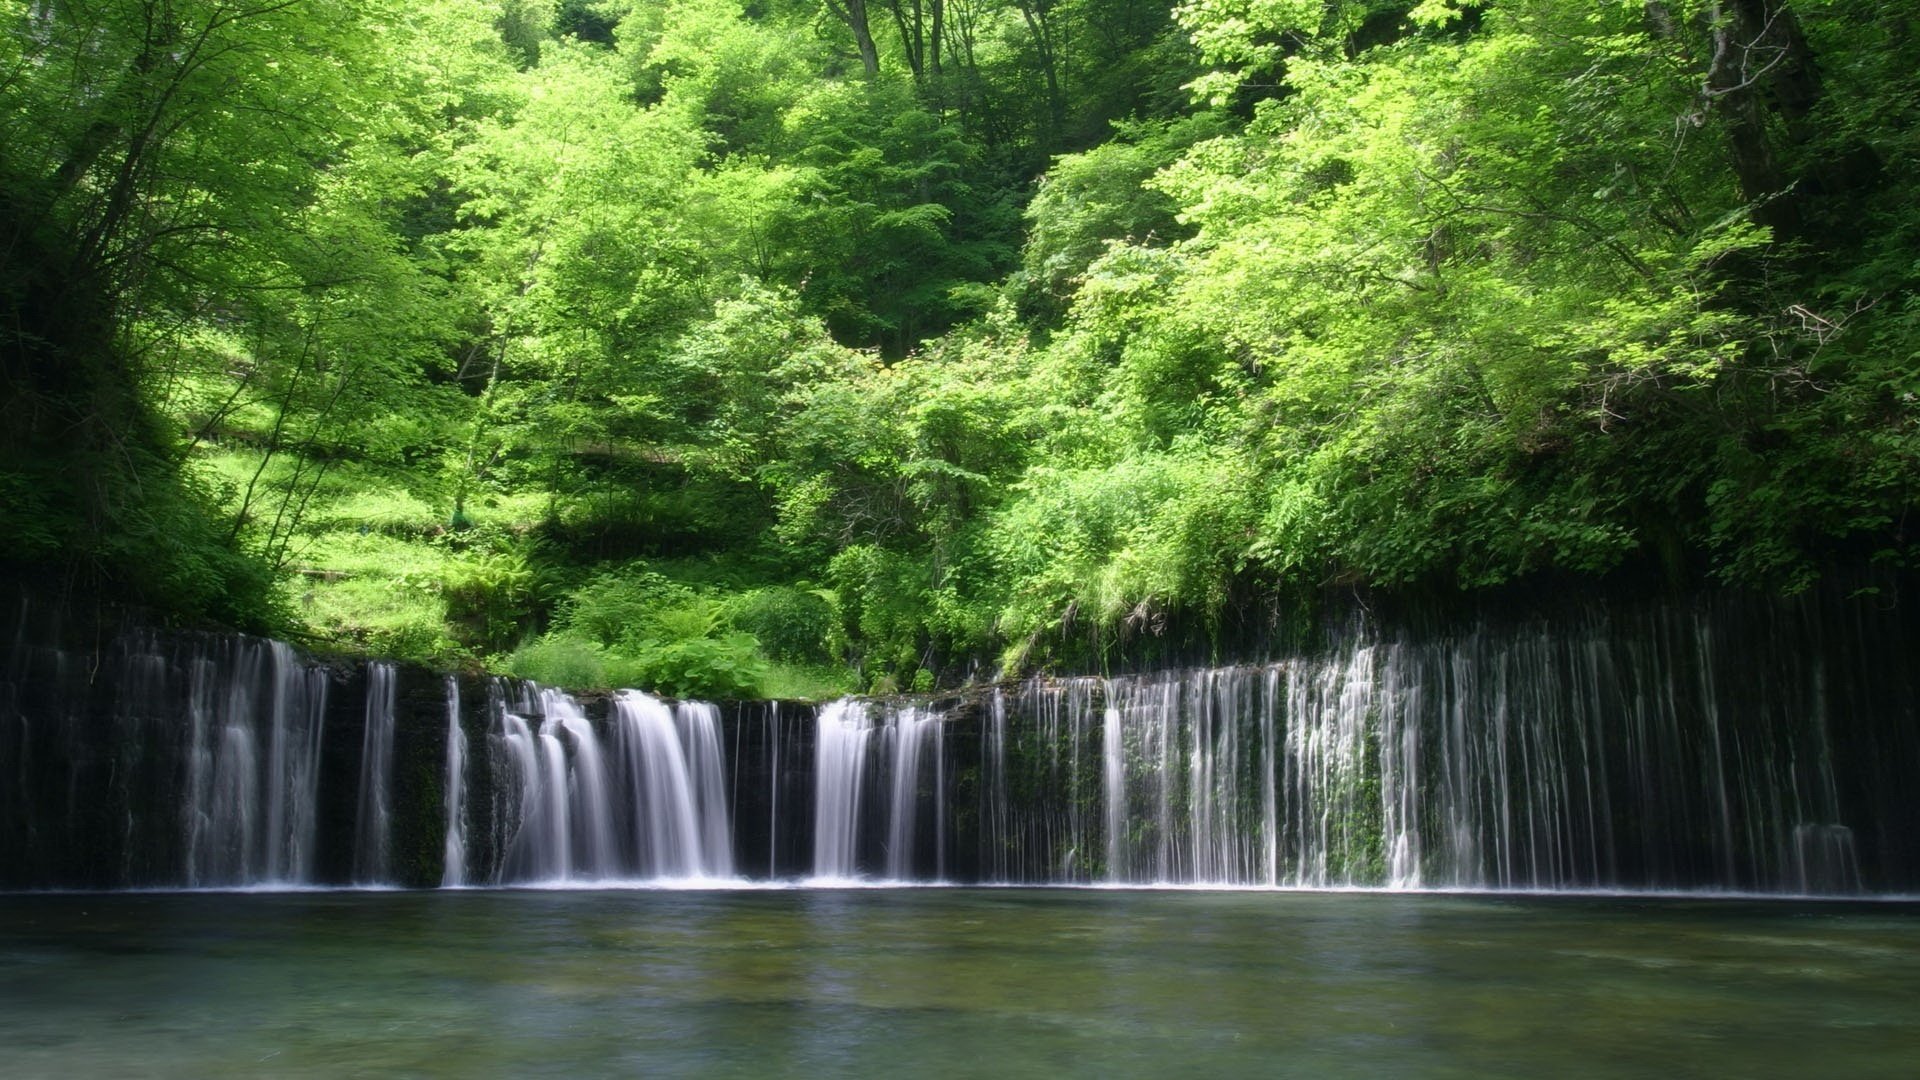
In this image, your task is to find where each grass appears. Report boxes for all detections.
[758,662,858,702]
[186,440,864,697]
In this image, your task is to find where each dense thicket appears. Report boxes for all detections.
[3,0,1915,693]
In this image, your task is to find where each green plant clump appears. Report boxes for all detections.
[4,0,1915,687]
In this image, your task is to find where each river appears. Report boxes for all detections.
[2,887,1916,1077]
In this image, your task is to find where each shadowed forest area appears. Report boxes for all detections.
[3,0,1916,696]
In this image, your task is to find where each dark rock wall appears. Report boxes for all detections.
[5,576,1920,892]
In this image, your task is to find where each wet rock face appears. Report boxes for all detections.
[0,600,458,890]
[5,579,1920,893]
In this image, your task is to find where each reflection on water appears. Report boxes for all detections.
[1,890,1916,1077]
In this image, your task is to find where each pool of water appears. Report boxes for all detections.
[1,888,1916,1077]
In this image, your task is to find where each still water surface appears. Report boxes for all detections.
[1,888,1916,1077]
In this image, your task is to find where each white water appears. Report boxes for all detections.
[883,706,937,880]
[547,690,617,877]
[485,688,738,884]
[441,677,468,887]
[987,612,1873,891]
[181,640,330,887]
[812,699,871,878]
[677,700,735,878]
[1102,705,1125,881]
[5,585,1910,894]
[611,691,733,879]
[353,662,397,884]
[495,709,552,880]
[805,700,953,881]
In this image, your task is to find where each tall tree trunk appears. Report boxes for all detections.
[1702,0,1824,237]
[1014,0,1066,136]
[827,0,882,77]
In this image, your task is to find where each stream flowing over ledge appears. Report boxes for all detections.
[5,580,1917,894]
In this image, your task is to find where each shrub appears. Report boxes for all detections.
[507,635,608,689]
[617,633,767,700]
[558,569,695,647]
[726,586,836,664]
[442,548,545,652]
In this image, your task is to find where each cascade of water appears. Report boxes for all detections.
[981,689,1010,882]
[610,691,734,879]
[767,702,782,878]
[442,677,468,887]
[883,706,937,880]
[495,708,555,881]
[1792,824,1862,894]
[1377,649,1420,889]
[207,701,258,883]
[934,712,947,882]
[1003,677,1105,881]
[353,662,397,884]
[275,642,330,883]
[182,654,222,884]
[6,581,1913,894]
[537,722,572,880]
[1102,705,1125,882]
[544,690,616,878]
[478,685,741,883]
[1260,667,1280,887]
[1101,676,1178,883]
[1051,599,1886,891]
[613,690,698,877]
[677,700,735,879]
[813,699,871,878]
[176,639,329,887]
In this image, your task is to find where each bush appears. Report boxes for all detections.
[507,635,608,689]
[726,586,836,664]
[758,662,858,701]
[616,632,768,700]
[366,617,464,667]
[442,547,546,652]
[558,568,695,647]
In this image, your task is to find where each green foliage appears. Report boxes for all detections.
[757,662,859,701]
[443,546,550,652]
[507,635,610,688]
[619,632,769,700]
[1015,115,1223,325]
[992,441,1259,645]
[559,570,698,647]
[725,587,839,664]
[10,0,1918,691]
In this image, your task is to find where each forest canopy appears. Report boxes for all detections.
[3,0,1916,695]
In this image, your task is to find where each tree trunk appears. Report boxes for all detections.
[827,0,882,77]
[1703,0,1824,237]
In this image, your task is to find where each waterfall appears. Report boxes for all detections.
[178,638,330,888]
[610,691,733,880]
[5,580,1917,894]
[813,699,871,879]
[978,599,1899,892]
[804,701,950,881]
[767,703,782,877]
[442,677,468,887]
[481,688,737,884]
[1102,706,1125,882]
[678,700,735,879]
[982,689,1012,882]
[934,711,947,882]
[883,706,937,881]
[353,662,397,885]
[492,688,610,882]
[495,709,554,881]
[545,690,617,877]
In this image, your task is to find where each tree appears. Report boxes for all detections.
[0,0,445,620]
[824,0,883,75]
